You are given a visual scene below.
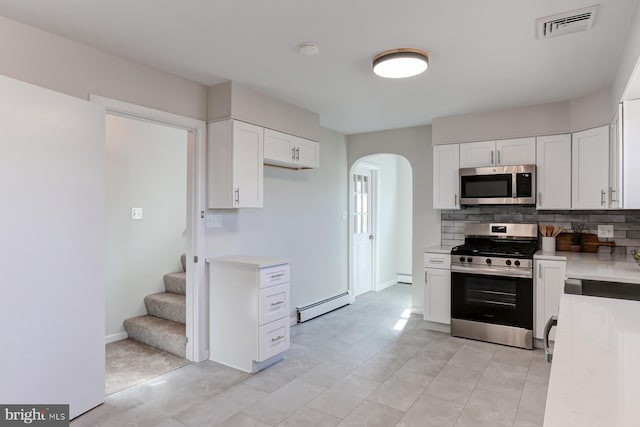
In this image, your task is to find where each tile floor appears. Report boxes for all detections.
[72,284,550,427]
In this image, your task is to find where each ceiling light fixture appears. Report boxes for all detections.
[372,48,429,78]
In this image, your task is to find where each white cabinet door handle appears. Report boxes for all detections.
[497,150,501,164]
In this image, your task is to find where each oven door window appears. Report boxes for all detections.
[461,174,512,199]
[451,272,533,330]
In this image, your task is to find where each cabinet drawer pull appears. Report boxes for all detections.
[270,300,284,306]
[429,259,444,264]
[271,335,284,342]
[270,273,284,279]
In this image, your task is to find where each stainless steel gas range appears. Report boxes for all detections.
[450,223,538,349]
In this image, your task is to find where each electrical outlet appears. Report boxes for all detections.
[131,207,143,220]
[206,214,222,228]
[598,225,614,239]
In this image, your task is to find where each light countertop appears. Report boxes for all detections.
[535,251,640,284]
[424,245,454,254]
[544,293,640,427]
[206,255,289,268]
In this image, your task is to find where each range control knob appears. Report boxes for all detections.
[505,260,512,266]
[467,257,473,263]
[459,257,465,262]
[514,260,521,267]
[485,258,492,265]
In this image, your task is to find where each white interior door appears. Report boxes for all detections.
[0,75,105,418]
[352,167,374,296]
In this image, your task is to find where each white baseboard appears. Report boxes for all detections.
[290,315,298,326]
[397,274,413,284]
[376,279,396,292]
[105,332,128,344]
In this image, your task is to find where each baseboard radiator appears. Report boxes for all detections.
[296,292,350,323]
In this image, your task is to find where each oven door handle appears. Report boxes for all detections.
[451,265,533,279]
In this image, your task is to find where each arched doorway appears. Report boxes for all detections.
[349,154,413,297]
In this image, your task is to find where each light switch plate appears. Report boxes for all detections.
[206,214,222,228]
[131,207,143,220]
[598,225,614,238]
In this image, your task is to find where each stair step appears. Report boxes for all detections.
[124,315,186,358]
[164,272,186,295]
[145,292,185,324]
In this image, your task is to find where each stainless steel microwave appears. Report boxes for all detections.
[459,164,536,205]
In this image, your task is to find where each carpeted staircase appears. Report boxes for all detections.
[123,254,187,358]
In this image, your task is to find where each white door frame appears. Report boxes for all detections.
[90,95,208,362]
[348,160,378,298]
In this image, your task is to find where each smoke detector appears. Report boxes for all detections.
[299,43,320,56]
[536,5,599,39]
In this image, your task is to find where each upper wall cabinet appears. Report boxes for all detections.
[572,125,609,210]
[623,100,640,208]
[459,138,535,168]
[264,129,319,169]
[208,120,264,209]
[609,104,622,209]
[536,134,571,210]
[433,144,460,209]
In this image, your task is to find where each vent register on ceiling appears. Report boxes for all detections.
[536,5,599,39]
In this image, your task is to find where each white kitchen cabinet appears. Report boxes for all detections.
[209,256,290,373]
[572,125,609,209]
[264,128,319,169]
[623,99,640,208]
[459,138,535,168]
[459,141,496,168]
[534,258,566,340]
[207,120,264,208]
[496,137,536,165]
[424,252,451,325]
[536,134,571,210]
[433,144,460,209]
[609,106,622,208]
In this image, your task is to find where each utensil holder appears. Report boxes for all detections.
[542,237,556,252]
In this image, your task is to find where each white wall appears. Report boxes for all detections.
[105,115,187,336]
[0,15,208,120]
[432,101,571,145]
[613,1,640,108]
[348,125,438,313]
[206,127,348,317]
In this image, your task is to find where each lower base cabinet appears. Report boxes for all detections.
[534,258,566,340]
[424,252,451,325]
[208,256,290,373]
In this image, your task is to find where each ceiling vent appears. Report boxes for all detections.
[536,5,599,39]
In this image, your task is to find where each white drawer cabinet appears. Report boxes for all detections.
[424,251,451,325]
[208,256,290,373]
[259,283,290,325]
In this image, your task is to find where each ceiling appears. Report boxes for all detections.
[0,0,636,135]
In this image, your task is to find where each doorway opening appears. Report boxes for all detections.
[349,154,413,298]
[92,95,207,395]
